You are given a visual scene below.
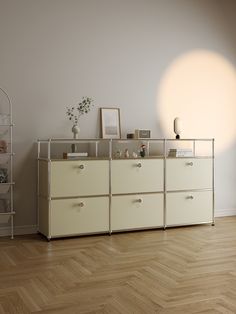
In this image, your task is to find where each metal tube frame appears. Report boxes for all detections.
[163,139,167,229]
[212,139,215,225]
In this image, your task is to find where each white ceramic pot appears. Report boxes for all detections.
[72,124,80,139]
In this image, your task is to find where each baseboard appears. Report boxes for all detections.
[214,208,236,217]
[0,225,37,237]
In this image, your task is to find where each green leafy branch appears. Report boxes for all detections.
[66,97,94,125]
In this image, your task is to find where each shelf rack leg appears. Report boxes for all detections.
[11,215,14,239]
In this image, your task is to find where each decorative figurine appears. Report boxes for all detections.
[0,140,7,153]
[124,148,129,158]
[140,144,146,158]
[115,150,122,158]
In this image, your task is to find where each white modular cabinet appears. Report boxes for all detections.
[166,158,212,191]
[50,160,109,197]
[165,157,213,227]
[38,158,110,239]
[111,193,163,231]
[111,159,164,231]
[38,139,214,240]
[166,191,212,226]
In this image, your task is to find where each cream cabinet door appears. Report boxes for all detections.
[111,193,163,231]
[166,158,212,191]
[51,197,109,236]
[111,159,164,194]
[166,191,213,226]
[50,160,109,197]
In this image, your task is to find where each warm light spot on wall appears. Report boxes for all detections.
[157,50,236,153]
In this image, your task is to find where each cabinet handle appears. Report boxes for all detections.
[136,163,142,168]
[78,202,85,207]
[186,162,193,166]
[78,164,84,169]
[186,195,194,200]
[135,198,143,203]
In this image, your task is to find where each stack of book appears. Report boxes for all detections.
[63,152,88,159]
[168,148,193,157]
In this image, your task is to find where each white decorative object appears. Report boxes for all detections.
[134,129,151,139]
[72,124,80,139]
[115,150,122,158]
[124,149,129,158]
[66,96,94,138]
[174,117,182,139]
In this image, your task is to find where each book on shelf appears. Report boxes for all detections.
[168,148,193,157]
[63,152,88,159]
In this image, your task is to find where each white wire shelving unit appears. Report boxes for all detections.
[0,87,15,239]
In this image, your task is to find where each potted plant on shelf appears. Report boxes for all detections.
[66,96,94,138]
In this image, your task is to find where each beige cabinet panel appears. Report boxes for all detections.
[111,193,163,231]
[38,197,49,237]
[39,160,49,197]
[166,191,213,226]
[111,159,163,194]
[166,158,212,191]
[50,160,109,197]
[51,197,109,236]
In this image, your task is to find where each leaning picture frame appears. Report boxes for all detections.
[100,107,121,139]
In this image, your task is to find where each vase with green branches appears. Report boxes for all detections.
[66,96,94,139]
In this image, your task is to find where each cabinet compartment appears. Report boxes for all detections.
[111,193,163,231]
[111,159,163,194]
[166,158,212,191]
[166,191,213,226]
[50,160,109,197]
[51,196,109,236]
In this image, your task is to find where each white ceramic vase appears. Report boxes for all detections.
[72,124,80,139]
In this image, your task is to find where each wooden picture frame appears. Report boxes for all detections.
[100,108,121,139]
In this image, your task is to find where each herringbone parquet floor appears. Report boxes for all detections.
[1,217,236,313]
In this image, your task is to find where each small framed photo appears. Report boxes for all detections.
[100,107,121,139]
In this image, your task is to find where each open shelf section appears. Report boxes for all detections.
[37,138,214,160]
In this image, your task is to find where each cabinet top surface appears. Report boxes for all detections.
[38,138,215,143]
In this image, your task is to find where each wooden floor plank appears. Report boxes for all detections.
[1,217,236,313]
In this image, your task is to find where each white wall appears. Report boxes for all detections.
[0,0,236,232]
